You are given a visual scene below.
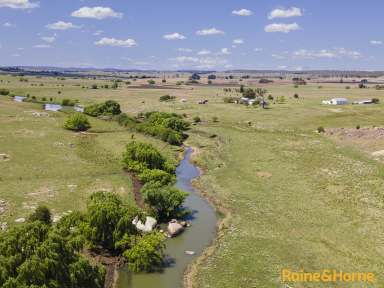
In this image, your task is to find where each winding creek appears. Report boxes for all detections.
[116,147,217,288]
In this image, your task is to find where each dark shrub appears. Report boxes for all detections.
[28,205,52,225]
[0,88,10,95]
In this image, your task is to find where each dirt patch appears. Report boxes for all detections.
[326,127,384,140]
[28,186,56,200]
[84,248,124,288]
[256,171,272,178]
[124,171,144,209]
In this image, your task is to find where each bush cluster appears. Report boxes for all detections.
[122,141,187,221]
[84,100,121,117]
[136,112,190,145]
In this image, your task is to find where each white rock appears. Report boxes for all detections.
[15,218,25,223]
[185,250,195,255]
[53,215,62,223]
[132,216,157,233]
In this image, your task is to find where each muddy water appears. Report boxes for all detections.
[116,147,217,288]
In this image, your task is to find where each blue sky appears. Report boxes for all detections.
[0,0,383,70]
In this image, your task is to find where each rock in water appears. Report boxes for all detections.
[185,250,195,255]
[167,219,184,237]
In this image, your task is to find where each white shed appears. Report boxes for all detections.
[322,98,348,105]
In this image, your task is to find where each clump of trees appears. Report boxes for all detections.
[84,100,121,117]
[122,141,187,220]
[241,87,267,99]
[64,113,91,131]
[135,112,190,145]
[0,185,178,288]
[159,94,175,102]
[0,207,105,287]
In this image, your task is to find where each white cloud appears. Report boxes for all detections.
[293,49,336,59]
[271,53,286,60]
[46,21,80,30]
[197,49,211,55]
[171,56,199,63]
[233,39,244,44]
[93,30,103,36]
[71,7,122,20]
[177,48,192,52]
[292,48,362,59]
[3,22,15,27]
[220,48,231,55]
[268,7,302,19]
[254,48,263,52]
[196,27,224,36]
[95,37,137,48]
[277,65,288,70]
[264,23,300,33]
[170,56,229,69]
[370,40,382,45]
[0,0,38,9]
[163,32,186,40]
[232,8,252,16]
[41,36,55,43]
[334,47,362,59]
[34,44,51,48]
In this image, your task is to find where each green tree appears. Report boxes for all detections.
[122,141,174,173]
[141,182,188,220]
[124,232,165,272]
[85,192,138,251]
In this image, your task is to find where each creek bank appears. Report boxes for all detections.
[183,146,232,288]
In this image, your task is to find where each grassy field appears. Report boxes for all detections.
[0,94,178,223]
[1,75,384,287]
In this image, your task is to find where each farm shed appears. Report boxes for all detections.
[322,98,349,105]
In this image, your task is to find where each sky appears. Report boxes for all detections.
[0,0,383,71]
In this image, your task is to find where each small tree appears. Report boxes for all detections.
[64,113,91,132]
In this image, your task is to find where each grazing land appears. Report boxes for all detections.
[1,73,384,287]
